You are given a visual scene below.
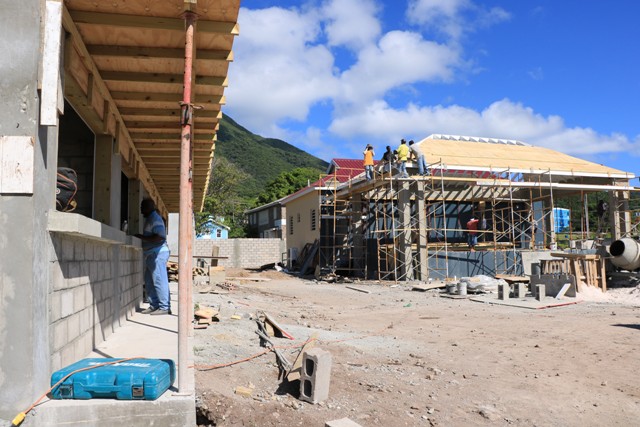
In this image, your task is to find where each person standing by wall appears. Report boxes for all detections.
[466,215,480,252]
[136,199,172,315]
[408,140,429,176]
[396,139,410,178]
[363,144,375,180]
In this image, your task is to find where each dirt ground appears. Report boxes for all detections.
[193,269,640,427]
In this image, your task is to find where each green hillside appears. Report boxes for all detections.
[214,114,329,198]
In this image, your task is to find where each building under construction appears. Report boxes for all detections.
[282,135,638,281]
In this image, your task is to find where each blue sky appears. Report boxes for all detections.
[223,0,640,177]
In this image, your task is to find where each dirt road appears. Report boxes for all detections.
[193,272,640,426]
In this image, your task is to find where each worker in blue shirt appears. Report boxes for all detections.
[135,199,171,315]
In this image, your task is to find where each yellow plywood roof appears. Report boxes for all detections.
[63,0,240,213]
[414,136,631,177]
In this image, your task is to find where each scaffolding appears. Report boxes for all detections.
[314,152,637,282]
[310,140,640,281]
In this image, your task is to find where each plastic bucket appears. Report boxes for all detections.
[446,283,457,294]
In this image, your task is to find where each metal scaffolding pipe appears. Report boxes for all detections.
[177,10,196,394]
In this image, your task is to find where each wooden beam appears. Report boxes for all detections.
[120,107,220,117]
[86,45,233,61]
[111,91,224,104]
[125,119,219,129]
[101,71,227,86]
[69,10,240,35]
[130,132,213,141]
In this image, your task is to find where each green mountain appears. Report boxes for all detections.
[214,114,329,198]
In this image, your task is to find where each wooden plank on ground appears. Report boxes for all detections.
[345,286,371,294]
[286,333,318,382]
[263,312,294,340]
[412,282,446,291]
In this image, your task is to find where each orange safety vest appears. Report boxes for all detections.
[363,150,374,166]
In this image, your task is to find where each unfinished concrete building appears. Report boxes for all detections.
[285,135,637,282]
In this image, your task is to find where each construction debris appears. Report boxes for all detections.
[345,285,370,294]
[261,312,295,340]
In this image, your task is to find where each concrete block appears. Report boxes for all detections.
[535,284,545,301]
[52,261,66,291]
[74,240,85,261]
[50,291,62,321]
[53,319,68,351]
[61,344,75,368]
[530,274,577,298]
[498,283,510,300]
[516,283,527,298]
[300,348,332,404]
[62,239,74,261]
[325,418,363,427]
[61,290,74,318]
[73,286,85,312]
[68,312,81,341]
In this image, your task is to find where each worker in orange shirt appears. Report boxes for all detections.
[363,144,375,181]
[467,215,479,252]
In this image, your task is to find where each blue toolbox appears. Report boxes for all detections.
[50,358,175,400]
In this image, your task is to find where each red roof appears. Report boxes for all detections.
[328,158,379,182]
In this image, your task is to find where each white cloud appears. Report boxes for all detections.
[225,7,339,130]
[406,0,510,40]
[321,0,381,50]
[337,31,460,104]
[328,99,637,157]
[528,66,544,81]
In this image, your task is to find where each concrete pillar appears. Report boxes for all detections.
[416,181,428,280]
[351,193,365,276]
[609,189,631,240]
[109,153,122,229]
[94,135,114,224]
[398,182,413,280]
[128,179,143,235]
[0,0,56,417]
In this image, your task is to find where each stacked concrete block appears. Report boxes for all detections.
[535,284,546,301]
[49,234,143,370]
[300,348,332,404]
[195,238,286,269]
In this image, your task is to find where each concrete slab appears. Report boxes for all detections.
[25,283,195,427]
[470,294,581,310]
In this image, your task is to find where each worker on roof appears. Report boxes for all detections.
[363,144,375,181]
[408,140,429,176]
[381,146,395,174]
[396,139,410,178]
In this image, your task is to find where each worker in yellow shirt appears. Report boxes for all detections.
[363,144,375,180]
[396,139,410,178]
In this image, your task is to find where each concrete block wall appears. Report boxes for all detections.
[49,234,143,372]
[194,238,286,268]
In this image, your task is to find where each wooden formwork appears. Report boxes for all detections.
[541,253,606,292]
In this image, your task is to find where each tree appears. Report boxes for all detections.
[196,156,250,237]
[256,167,323,205]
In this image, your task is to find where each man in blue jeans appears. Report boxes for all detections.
[135,199,171,315]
